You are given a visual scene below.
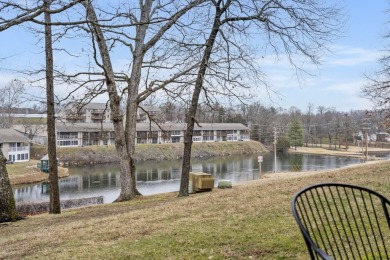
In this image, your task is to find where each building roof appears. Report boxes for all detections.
[137,123,249,131]
[0,128,30,143]
[56,122,249,133]
[40,154,49,161]
[83,102,110,110]
[56,122,114,132]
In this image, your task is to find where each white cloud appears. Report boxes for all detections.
[325,45,381,67]
[325,80,365,94]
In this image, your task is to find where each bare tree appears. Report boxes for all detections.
[0,80,25,128]
[44,0,61,214]
[303,103,314,147]
[0,1,82,31]
[179,0,344,196]
[159,100,186,123]
[2,0,205,202]
[78,0,205,201]
[361,5,390,121]
[0,1,82,213]
[0,149,19,222]
[20,123,46,140]
[1,0,344,200]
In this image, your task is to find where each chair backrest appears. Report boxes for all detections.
[292,183,390,260]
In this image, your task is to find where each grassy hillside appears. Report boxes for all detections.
[13,117,46,124]
[1,161,389,259]
[31,141,268,165]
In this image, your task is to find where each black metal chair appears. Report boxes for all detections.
[291,183,390,260]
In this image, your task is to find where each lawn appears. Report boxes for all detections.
[7,160,69,185]
[1,161,389,259]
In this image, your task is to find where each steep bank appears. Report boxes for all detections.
[31,141,268,166]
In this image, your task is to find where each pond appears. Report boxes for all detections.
[13,153,364,204]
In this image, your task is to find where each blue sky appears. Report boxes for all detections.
[0,1,388,113]
[260,1,389,112]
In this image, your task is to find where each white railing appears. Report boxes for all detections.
[8,146,29,152]
[58,135,78,139]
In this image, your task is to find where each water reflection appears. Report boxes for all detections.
[13,153,363,204]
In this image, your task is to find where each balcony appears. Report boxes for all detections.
[91,114,105,120]
[58,135,78,140]
[9,146,29,152]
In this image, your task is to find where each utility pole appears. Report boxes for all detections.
[274,127,277,173]
[363,127,369,162]
[363,111,371,162]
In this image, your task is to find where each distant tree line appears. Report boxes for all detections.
[156,101,387,149]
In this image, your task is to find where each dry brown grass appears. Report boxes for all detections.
[7,160,69,185]
[289,145,390,157]
[1,160,389,259]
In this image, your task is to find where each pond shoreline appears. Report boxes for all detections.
[31,140,268,165]
[9,144,390,186]
[11,141,268,185]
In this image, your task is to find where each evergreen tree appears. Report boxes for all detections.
[0,149,19,222]
[288,119,304,150]
[250,125,260,141]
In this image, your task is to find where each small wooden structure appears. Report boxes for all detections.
[189,172,214,192]
[37,154,49,173]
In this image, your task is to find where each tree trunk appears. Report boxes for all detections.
[83,0,140,201]
[45,0,61,214]
[84,0,205,200]
[122,0,153,197]
[0,149,19,222]
[179,7,223,197]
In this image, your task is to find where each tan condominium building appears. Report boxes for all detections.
[55,122,250,147]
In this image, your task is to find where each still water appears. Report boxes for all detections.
[13,153,363,204]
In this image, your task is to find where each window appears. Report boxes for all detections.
[192,136,202,142]
[58,140,78,146]
[172,130,181,136]
[172,136,180,143]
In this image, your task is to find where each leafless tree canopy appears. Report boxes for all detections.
[177,0,344,196]
[0,0,344,200]
[362,6,390,117]
[363,53,390,111]
[0,80,25,128]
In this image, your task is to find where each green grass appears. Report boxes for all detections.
[1,161,389,259]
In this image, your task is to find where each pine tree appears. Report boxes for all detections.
[288,119,304,150]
